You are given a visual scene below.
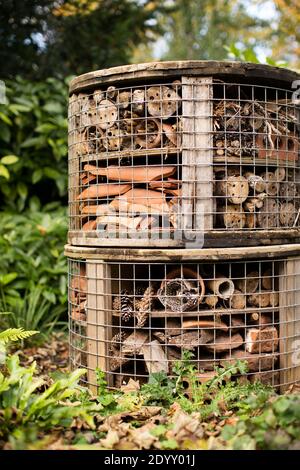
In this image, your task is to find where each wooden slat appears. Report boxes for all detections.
[181,76,213,241]
[279,257,300,392]
[86,261,112,394]
[65,242,300,262]
[79,147,180,163]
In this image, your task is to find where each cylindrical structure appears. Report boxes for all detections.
[66,244,300,393]
[68,61,300,248]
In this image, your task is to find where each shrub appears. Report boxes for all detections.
[0,206,68,337]
[0,77,68,211]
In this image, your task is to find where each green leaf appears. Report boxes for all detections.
[1,155,19,165]
[21,136,46,148]
[17,182,28,200]
[0,164,10,179]
[0,272,18,285]
[0,124,11,143]
[43,101,63,114]
[43,291,56,304]
[0,112,13,126]
[32,169,43,184]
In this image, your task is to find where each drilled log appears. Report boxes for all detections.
[262,269,272,290]
[216,175,249,204]
[279,181,298,201]
[135,118,162,149]
[261,172,279,196]
[274,167,286,182]
[280,202,297,227]
[218,204,246,229]
[98,99,118,130]
[257,198,279,228]
[146,85,179,119]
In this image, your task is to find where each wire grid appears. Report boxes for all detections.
[68,257,300,392]
[68,79,300,245]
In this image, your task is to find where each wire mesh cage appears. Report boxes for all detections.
[68,62,300,248]
[67,248,300,393]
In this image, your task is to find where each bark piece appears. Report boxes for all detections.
[205,333,243,352]
[146,86,179,119]
[165,319,182,337]
[235,271,259,294]
[207,274,235,300]
[136,286,156,328]
[83,164,176,182]
[218,204,246,229]
[77,183,131,200]
[245,326,279,354]
[244,194,266,212]
[141,340,168,374]
[121,331,149,355]
[168,330,214,350]
[220,349,278,372]
[216,175,249,204]
[157,267,205,312]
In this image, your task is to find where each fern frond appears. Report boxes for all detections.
[0,328,38,344]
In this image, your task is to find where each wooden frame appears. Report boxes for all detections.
[279,257,300,392]
[86,261,112,393]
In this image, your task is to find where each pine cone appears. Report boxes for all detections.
[112,296,121,312]
[120,290,133,322]
[109,331,127,353]
[136,285,155,328]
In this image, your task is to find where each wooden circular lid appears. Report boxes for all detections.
[69,60,300,94]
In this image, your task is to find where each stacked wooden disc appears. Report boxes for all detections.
[66,61,300,393]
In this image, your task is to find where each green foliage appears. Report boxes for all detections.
[0,354,100,447]
[220,394,300,450]
[0,77,68,211]
[0,0,167,80]
[225,43,288,67]
[0,327,38,344]
[0,207,67,337]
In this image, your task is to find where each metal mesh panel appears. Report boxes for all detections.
[68,80,300,247]
[68,256,300,392]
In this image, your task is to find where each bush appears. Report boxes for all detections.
[0,77,69,211]
[0,206,68,337]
